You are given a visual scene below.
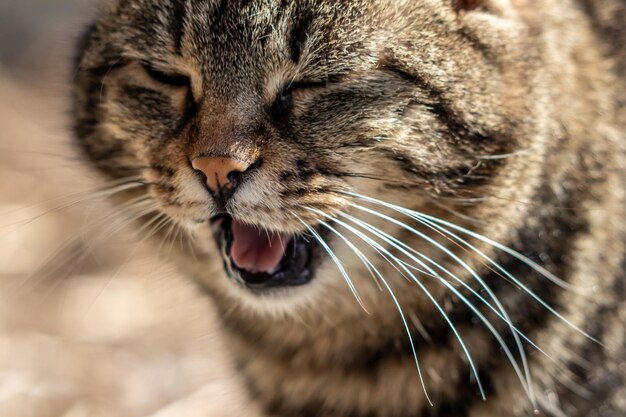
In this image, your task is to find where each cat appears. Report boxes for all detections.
[72,0,626,416]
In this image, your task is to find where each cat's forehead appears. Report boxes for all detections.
[109,0,374,51]
[182,1,365,70]
[104,0,415,64]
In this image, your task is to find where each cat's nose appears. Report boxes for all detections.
[191,156,256,196]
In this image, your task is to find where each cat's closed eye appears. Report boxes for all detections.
[270,79,338,120]
[141,63,191,88]
[270,80,325,119]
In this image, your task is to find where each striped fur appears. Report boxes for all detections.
[72,1,626,416]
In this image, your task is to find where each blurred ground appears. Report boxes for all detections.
[0,2,249,416]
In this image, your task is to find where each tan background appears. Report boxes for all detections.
[0,2,249,416]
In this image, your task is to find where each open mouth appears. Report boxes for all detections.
[211,215,326,290]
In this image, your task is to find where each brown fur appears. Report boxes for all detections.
[73,1,626,416]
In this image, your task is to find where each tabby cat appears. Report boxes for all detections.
[72,0,626,416]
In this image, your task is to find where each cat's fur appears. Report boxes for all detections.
[72,0,626,416]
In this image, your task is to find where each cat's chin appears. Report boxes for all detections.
[210,215,329,293]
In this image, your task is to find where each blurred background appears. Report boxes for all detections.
[0,2,248,416]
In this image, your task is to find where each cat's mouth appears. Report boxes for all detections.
[211,215,325,290]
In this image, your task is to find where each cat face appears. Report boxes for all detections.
[74,0,543,314]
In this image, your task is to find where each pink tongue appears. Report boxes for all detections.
[231,220,290,273]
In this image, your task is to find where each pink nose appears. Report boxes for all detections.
[191,156,250,194]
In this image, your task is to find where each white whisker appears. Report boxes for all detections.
[305,207,487,400]
[312,215,434,406]
[340,210,535,402]
[292,212,368,313]
[343,192,600,346]
[88,211,170,308]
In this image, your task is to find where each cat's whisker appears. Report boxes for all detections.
[382,254,464,285]
[88,210,172,308]
[163,221,179,255]
[69,197,158,265]
[165,220,192,258]
[311,215,434,406]
[343,192,602,346]
[410,212,576,290]
[292,212,368,314]
[1,178,148,234]
[79,195,155,240]
[0,148,88,170]
[338,210,537,401]
[547,365,594,400]
[175,223,187,253]
[305,207,487,401]
[345,195,597,398]
[77,199,160,259]
[184,228,203,262]
[9,197,158,293]
[98,58,125,104]
[342,210,528,333]
[129,212,172,250]
[474,148,534,160]
[1,175,145,216]
[417,214,568,300]
[155,215,189,259]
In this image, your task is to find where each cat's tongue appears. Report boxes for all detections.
[231,220,290,273]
